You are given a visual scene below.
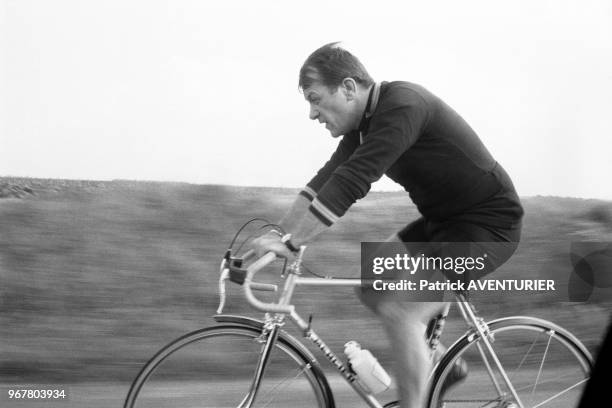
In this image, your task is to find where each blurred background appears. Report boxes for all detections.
[1,178,611,406]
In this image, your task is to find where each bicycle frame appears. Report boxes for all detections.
[219,249,530,408]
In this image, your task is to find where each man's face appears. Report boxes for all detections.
[303,80,360,138]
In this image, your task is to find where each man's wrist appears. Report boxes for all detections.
[281,233,300,253]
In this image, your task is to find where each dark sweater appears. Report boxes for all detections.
[305,81,523,229]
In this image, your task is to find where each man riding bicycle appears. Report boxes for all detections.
[252,42,523,408]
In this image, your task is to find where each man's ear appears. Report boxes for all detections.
[341,78,358,101]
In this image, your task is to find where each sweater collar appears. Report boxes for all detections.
[358,82,381,132]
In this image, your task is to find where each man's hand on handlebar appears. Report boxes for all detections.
[251,231,295,259]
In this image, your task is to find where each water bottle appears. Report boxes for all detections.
[344,341,391,394]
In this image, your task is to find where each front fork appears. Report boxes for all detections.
[238,317,282,408]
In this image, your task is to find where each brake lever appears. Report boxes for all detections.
[217,268,229,314]
[217,257,230,314]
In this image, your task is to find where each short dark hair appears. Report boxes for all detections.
[299,42,374,91]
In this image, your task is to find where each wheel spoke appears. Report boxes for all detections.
[258,364,311,408]
[531,333,553,397]
[509,332,541,382]
[513,370,585,394]
[530,378,589,408]
[437,397,503,406]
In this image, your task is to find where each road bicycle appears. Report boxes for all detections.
[124,221,593,408]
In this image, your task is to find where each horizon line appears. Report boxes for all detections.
[2,175,612,202]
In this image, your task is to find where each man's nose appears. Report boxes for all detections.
[309,105,319,120]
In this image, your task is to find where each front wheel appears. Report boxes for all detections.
[124,324,332,408]
[428,317,593,408]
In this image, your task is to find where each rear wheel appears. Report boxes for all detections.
[124,325,331,408]
[428,317,593,408]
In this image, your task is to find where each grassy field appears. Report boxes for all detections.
[1,177,611,405]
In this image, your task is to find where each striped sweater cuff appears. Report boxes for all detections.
[299,186,317,202]
[309,198,340,226]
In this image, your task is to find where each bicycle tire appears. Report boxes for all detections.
[124,324,333,408]
[427,316,593,408]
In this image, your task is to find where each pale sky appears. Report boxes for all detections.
[2,0,612,199]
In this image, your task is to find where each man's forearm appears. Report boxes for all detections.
[287,210,329,247]
[279,194,311,233]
